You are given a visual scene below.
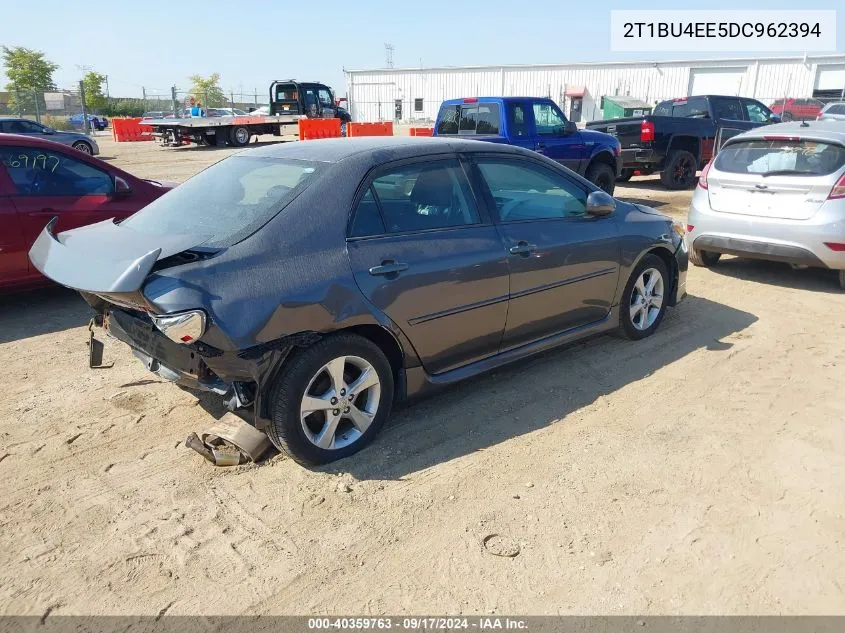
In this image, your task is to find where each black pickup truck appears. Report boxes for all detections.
[586,95,779,189]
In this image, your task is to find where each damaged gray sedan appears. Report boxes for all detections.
[30,137,687,465]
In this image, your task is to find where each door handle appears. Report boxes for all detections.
[368,260,409,276]
[27,208,55,216]
[509,241,537,256]
[536,142,546,150]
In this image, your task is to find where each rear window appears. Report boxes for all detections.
[824,104,845,115]
[120,156,323,248]
[715,139,845,176]
[437,103,500,135]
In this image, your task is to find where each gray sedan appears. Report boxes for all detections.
[0,118,100,155]
[30,137,687,465]
[818,102,845,122]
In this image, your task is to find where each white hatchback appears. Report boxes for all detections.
[687,121,845,289]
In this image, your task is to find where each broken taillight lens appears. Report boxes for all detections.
[151,310,206,345]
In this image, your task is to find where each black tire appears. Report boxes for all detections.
[617,169,634,182]
[229,126,250,147]
[782,112,794,122]
[72,141,93,154]
[689,247,721,267]
[660,150,697,190]
[586,162,616,195]
[618,253,670,341]
[266,333,394,466]
[203,131,216,147]
[838,270,845,290]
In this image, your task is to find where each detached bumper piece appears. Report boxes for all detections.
[88,316,114,369]
[185,417,274,467]
[693,236,827,268]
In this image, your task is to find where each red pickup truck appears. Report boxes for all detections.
[0,134,173,291]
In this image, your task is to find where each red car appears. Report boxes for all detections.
[0,134,174,291]
[770,98,824,122]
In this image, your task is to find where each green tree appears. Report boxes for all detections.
[82,71,107,113]
[1,46,58,115]
[188,73,226,107]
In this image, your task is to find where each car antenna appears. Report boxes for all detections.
[800,117,810,127]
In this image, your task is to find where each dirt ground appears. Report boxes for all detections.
[1,135,843,616]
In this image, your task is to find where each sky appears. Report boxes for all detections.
[0,0,842,101]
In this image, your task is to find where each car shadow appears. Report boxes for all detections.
[618,177,698,192]
[325,295,757,481]
[0,286,91,344]
[707,256,841,293]
[616,197,669,209]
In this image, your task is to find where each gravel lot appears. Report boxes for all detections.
[1,135,843,616]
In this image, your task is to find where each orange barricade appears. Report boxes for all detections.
[408,127,434,137]
[112,117,153,142]
[346,121,394,137]
[298,118,342,140]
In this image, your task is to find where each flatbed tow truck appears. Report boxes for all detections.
[145,80,350,148]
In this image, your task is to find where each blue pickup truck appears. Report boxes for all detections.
[434,97,621,194]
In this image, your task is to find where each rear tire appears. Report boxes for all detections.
[782,112,794,122]
[689,247,721,268]
[660,150,697,190]
[586,162,616,195]
[229,126,250,147]
[266,333,394,466]
[618,254,670,341]
[838,270,845,290]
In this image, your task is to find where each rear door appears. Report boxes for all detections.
[504,101,535,151]
[346,156,510,374]
[1,144,139,253]
[530,101,584,172]
[0,161,30,285]
[471,154,621,349]
[708,137,845,220]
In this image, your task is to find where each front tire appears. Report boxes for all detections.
[619,254,670,340]
[586,162,616,195]
[617,169,634,182]
[72,141,93,154]
[689,247,721,267]
[660,150,697,190]
[838,270,845,290]
[266,333,394,466]
[782,112,794,122]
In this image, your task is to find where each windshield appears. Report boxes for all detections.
[715,139,845,176]
[120,156,323,248]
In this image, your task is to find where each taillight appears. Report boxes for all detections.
[828,172,845,200]
[824,242,845,251]
[463,98,478,103]
[687,224,695,233]
[151,310,207,344]
[640,121,655,143]
[697,160,713,190]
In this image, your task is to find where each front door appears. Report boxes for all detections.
[471,155,621,350]
[1,145,137,264]
[346,157,509,374]
[530,101,584,173]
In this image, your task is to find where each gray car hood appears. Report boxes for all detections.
[29,217,205,293]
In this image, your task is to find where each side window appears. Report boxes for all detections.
[743,100,772,123]
[370,159,480,233]
[6,120,43,134]
[476,158,588,222]
[317,89,333,107]
[712,98,744,121]
[686,97,709,118]
[349,187,386,238]
[532,103,567,136]
[0,146,113,196]
[436,105,460,135]
[653,101,672,116]
[508,103,529,137]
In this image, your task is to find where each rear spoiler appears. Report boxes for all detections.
[28,217,204,294]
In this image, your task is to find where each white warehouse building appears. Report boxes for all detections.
[344,53,845,124]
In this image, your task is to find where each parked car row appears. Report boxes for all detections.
[0,118,99,154]
[3,105,844,467]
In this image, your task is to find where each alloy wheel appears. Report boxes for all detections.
[299,355,381,450]
[629,267,665,331]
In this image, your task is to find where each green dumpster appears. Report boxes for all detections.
[600,96,653,119]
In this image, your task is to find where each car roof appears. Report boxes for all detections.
[725,120,845,146]
[440,96,549,106]
[0,133,70,148]
[244,136,526,163]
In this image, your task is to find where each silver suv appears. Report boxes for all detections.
[818,102,845,122]
[687,121,845,289]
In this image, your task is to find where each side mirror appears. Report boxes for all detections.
[113,176,133,198]
[564,121,578,135]
[586,190,616,216]
[43,128,55,135]
[769,114,782,123]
